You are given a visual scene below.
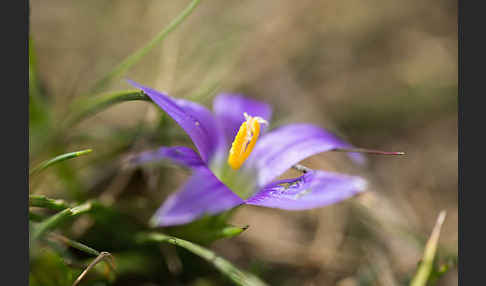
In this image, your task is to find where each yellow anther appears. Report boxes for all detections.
[227,113,267,170]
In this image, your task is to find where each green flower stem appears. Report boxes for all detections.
[87,0,202,94]
[137,232,267,286]
[30,149,92,176]
[410,210,447,286]
[29,195,71,211]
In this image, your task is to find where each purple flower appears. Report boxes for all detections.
[127,80,367,227]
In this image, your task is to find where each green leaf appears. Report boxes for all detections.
[137,232,268,286]
[218,224,249,239]
[29,211,47,222]
[87,0,202,94]
[66,90,150,127]
[65,81,221,129]
[29,36,51,155]
[30,149,92,176]
[158,210,248,245]
[29,195,71,211]
[31,202,94,241]
[410,210,447,286]
[48,233,101,257]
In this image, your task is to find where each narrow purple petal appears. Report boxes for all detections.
[245,170,366,210]
[244,124,365,186]
[128,80,223,163]
[213,93,272,142]
[128,146,205,169]
[152,167,244,226]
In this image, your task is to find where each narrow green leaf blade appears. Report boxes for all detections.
[31,209,74,241]
[49,233,100,257]
[137,232,268,286]
[161,212,249,244]
[29,36,52,156]
[66,90,150,127]
[410,210,447,286]
[31,202,93,241]
[29,195,71,211]
[30,149,92,176]
[87,0,202,94]
[216,225,249,240]
[29,36,43,99]
[29,211,46,222]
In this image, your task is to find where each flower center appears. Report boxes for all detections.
[227,113,267,170]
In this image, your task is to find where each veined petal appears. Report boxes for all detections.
[245,170,366,210]
[128,80,223,163]
[128,146,205,169]
[245,124,365,186]
[213,93,272,143]
[152,167,244,226]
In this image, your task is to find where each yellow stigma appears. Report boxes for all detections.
[227,113,267,170]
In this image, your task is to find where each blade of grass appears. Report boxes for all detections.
[30,149,92,176]
[29,195,71,211]
[137,232,268,286]
[29,211,47,222]
[31,209,74,241]
[66,90,150,127]
[87,0,202,94]
[66,80,220,128]
[216,225,249,240]
[48,233,117,278]
[410,210,447,286]
[29,36,40,97]
[29,36,52,157]
[29,36,46,101]
[48,233,101,257]
[31,202,94,241]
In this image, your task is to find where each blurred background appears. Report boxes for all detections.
[29,0,457,285]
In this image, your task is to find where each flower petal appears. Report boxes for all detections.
[128,146,205,169]
[245,124,365,186]
[245,170,366,210]
[152,167,244,226]
[213,93,272,143]
[128,80,223,163]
